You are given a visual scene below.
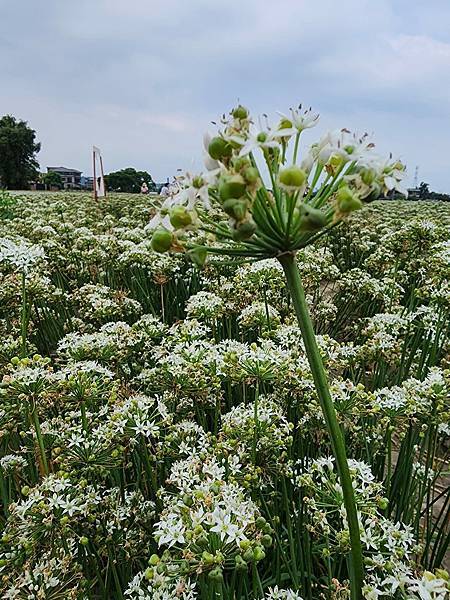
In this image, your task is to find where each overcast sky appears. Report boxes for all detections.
[1,0,449,190]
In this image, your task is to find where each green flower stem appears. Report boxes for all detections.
[20,271,28,357]
[31,404,49,476]
[292,133,301,164]
[278,252,364,600]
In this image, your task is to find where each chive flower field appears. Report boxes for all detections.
[0,105,449,599]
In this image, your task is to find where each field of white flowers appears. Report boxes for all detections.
[0,190,449,599]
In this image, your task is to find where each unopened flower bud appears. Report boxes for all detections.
[243,548,254,562]
[232,219,257,241]
[219,175,247,201]
[279,166,307,190]
[208,567,223,582]
[336,186,362,213]
[297,204,327,231]
[232,156,250,171]
[243,166,260,184]
[208,136,232,160]
[222,198,248,221]
[360,168,376,185]
[232,105,249,119]
[151,227,173,253]
[377,497,389,510]
[253,546,265,561]
[170,206,193,229]
[202,551,215,565]
[279,117,293,130]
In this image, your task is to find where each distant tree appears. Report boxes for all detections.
[104,168,156,193]
[42,171,63,189]
[418,181,430,200]
[0,115,41,189]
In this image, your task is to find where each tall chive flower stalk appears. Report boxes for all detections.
[0,238,46,357]
[148,103,407,599]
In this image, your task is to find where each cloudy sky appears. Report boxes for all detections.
[1,0,449,190]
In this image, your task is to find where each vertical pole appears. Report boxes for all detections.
[99,155,106,198]
[92,147,97,201]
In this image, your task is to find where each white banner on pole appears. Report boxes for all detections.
[93,146,106,199]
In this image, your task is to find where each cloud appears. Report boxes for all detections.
[0,0,448,190]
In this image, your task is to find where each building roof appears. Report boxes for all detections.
[47,166,82,174]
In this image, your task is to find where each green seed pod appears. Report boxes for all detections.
[219,175,247,201]
[232,156,250,171]
[151,227,173,253]
[243,166,260,184]
[261,534,273,548]
[144,567,154,580]
[253,546,266,562]
[243,548,254,562]
[148,554,160,566]
[208,567,224,582]
[297,204,327,231]
[377,497,389,510]
[232,105,249,119]
[80,536,89,546]
[279,166,307,189]
[235,555,247,571]
[202,551,215,565]
[182,493,194,507]
[336,186,362,213]
[232,219,257,241]
[360,168,376,185]
[279,117,293,130]
[170,206,193,229]
[222,198,248,221]
[10,356,20,366]
[208,136,232,160]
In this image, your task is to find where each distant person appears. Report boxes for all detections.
[160,185,169,196]
[141,182,149,194]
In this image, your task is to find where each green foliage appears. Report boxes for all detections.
[0,190,18,220]
[42,171,63,189]
[0,115,41,189]
[104,167,155,193]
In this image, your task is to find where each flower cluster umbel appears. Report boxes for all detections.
[149,104,407,263]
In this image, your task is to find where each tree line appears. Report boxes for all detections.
[0,115,155,193]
